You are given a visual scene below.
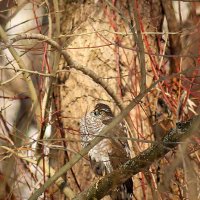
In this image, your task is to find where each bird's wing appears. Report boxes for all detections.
[103,119,133,199]
[102,118,130,169]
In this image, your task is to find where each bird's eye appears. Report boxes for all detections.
[94,110,99,116]
[94,110,101,116]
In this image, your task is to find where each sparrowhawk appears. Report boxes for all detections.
[80,103,133,199]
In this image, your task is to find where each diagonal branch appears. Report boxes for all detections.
[5,33,198,200]
[4,33,124,108]
[0,145,75,199]
[74,115,200,200]
[105,0,146,91]
[0,25,41,144]
[161,0,181,73]
[27,74,196,200]
[28,81,159,200]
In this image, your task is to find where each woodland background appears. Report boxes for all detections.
[0,0,200,199]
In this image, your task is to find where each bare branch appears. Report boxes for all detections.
[0,25,41,141]
[4,33,198,200]
[28,80,159,200]
[0,145,75,199]
[161,0,181,73]
[105,0,146,91]
[74,116,200,200]
[3,33,124,109]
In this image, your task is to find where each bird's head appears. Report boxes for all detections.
[92,103,114,120]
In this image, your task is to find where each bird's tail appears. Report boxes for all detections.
[111,177,133,200]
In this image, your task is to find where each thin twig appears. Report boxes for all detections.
[25,69,197,200]
[0,25,41,140]
[0,67,55,77]
[161,0,181,73]
[5,33,124,108]
[4,33,197,200]
[74,115,200,200]
[0,71,22,86]
[0,145,75,199]
[27,77,164,200]
[105,0,146,91]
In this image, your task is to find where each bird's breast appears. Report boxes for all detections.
[88,138,113,173]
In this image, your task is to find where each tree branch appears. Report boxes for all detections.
[27,80,160,200]
[0,25,41,145]
[105,0,146,91]
[74,115,200,200]
[161,0,181,73]
[0,145,75,199]
[5,33,198,200]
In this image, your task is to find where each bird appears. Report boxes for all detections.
[80,103,133,200]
